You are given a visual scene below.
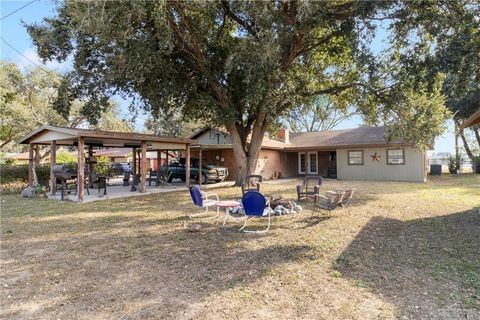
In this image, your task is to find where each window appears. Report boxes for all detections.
[298,153,306,173]
[387,149,405,165]
[348,150,364,165]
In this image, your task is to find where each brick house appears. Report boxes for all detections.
[188,126,428,182]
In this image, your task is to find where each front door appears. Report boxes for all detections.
[298,152,318,174]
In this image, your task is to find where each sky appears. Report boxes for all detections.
[1,0,456,154]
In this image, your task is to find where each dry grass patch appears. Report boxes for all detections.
[1,174,479,319]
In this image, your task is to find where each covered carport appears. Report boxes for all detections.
[19,125,195,202]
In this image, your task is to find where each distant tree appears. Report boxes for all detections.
[386,0,480,159]
[283,96,355,132]
[144,111,203,138]
[27,1,454,184]
[0,62,133,158]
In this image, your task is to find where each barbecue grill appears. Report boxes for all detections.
[52,164,77,200]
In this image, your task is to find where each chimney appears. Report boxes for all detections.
[277,129,289,144]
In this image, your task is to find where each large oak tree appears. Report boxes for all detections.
[27,1,454,184]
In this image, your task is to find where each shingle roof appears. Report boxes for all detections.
[283,126,405,149]
[19,125,195,145]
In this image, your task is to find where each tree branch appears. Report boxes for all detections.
[221,0,259,38]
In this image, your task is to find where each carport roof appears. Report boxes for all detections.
[19,125,195,149]
[459,110,480,130]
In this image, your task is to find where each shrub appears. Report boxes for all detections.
[447,154,465,174]
[94,156,112,177]
[0,164,51,185]
[56,150,77,164]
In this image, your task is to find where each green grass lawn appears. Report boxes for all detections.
[1,174,479,319]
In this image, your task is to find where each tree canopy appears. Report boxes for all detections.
[0,61,132,153]
[27,0,467,182]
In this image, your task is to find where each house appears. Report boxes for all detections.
[189,126,428,182]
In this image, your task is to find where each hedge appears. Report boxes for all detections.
[0,164,51,185]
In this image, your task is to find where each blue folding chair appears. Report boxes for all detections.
[240,191,274,233]
[189,185,219,219]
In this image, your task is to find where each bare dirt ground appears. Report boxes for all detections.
[1,174,479,319]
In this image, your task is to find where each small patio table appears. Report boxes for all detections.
[216,200,242,227]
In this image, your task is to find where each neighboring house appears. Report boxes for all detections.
[188,126,428,182]
[2,150,77,164]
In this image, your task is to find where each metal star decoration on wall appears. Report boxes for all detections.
[371,152,381,162]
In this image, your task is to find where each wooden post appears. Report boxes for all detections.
[198,148,203,186]
[165,150,169,172]
[77,137,85,202]
[28,144,34,187]
[156,150,161,171]
[137,149,141,175]
[50,141,57,196]
[132,148,137,176]
[88,145,94,188]
[186,144,191,188]
[140,141,147,192]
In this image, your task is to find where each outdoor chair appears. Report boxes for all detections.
[313,190,345,217]
[157,170,172,187]
[148,170,158,186]
[189,185,220,219]
[241,175,263,196]
[240,191,274,233]
[340,189,355,207]
[296,176,323,201]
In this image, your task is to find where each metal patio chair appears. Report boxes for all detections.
[313,190,345,217]
[296,175,323,201]
[239,191,274,233]
[241,175,263,196]
[189,185,220,219]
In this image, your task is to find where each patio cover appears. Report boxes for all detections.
[19,125,195,202]
[459,109,480,130]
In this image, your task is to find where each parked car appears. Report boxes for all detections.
[110,162,131,175]
[160,159,228,184]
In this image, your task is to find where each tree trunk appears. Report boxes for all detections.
[34,145,41,165]
[473,127,480,148]
[456,120,474,161]
[227,124,249,186]
[226,112,269,186]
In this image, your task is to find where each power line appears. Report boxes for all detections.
[0,37,54,74]
[0,0,38,21]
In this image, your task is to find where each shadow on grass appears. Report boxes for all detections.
[334,208,480,318]
[1,217,313,319]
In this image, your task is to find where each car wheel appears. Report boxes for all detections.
[167,175,173,183]
[180,176,186,182]
[201,174,208,184]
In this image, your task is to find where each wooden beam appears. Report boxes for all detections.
[28,144,34,187]
[50,141,57,196]
[198,148,203,186]
[77,137,85,202]
[140,140,147,192]
[186,144,191,188]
